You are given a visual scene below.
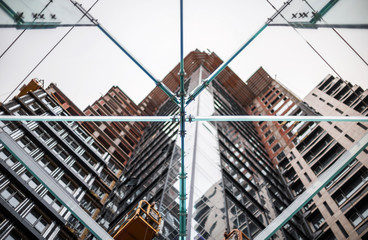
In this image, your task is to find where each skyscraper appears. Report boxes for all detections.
[0,50,367,240]
[277,75,368,239]
[99,50,311,240]
[0,81,122,239]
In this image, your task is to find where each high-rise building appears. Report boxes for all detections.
[99,50,311,240]
[276,75,368,239]
[0,81,123,239]
[247,71,317,166]
[46,84,146,166]
[1,50,367,240]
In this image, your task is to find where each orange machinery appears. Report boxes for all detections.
[224,229,251,240]
[109,200,161,240]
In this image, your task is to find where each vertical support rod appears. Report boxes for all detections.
[185,23,267,106]
[179,0,187,239]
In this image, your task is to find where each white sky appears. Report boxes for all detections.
[0,0,367,110]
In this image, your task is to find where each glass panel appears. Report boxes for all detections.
[26,211,38,225]
[272,0,368,28]
[8,195,21,208]
[185,67,227,239]
[35,218,48,233]
[0,0,94,28]
[0,187,13,199]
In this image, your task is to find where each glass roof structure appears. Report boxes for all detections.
[270,0,368,28]
[0,1,367,240]
[0,0,94,28]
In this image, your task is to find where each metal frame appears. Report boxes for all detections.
[1,0,368,239]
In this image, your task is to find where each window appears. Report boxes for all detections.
[25,209,50,234]
[43,192,63,212]
[91,183,106,199]
[91,142,105,156]
[268,136,275,145]
[345,134,355,142]
[38,156,57,174]
[34,127,52,142]
[75,127,89,141]
[81,152,97,168]
[308,209,325,232]
[319,98,325,102]
[21,171,40,189]
[80,197,96,215]
[29,102,45,115]
[304,173,312,183]
[346,195,368,227]
[71,163,88,179]
[335,108,344,114]
[58,176,77,194]
[64,135,79,150]
[326,159,358,189]
[100,171,113,187]
[3,230,23,240]
[276,151,285,161]
[333,167,368,206]
[312,144,345,175]
[272,143,280,153]
[0,148,17,167]
[17,136,37,154]
[1,185,24,208]
[357,122,368,130]
[323,202,333,216]
[304,134,334,163]
[107,161,120,175]
[297,161,303,170]
[336,221,349,238]
[264,130,271,138]
[41,96,57,109]
[327,103,333,108]
[53,144,69,161]
[334,126,343,133]
[48,122,63,133]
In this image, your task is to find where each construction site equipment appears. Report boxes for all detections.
[109,200,161,240]
[224,229,251,240]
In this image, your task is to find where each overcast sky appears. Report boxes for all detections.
[0,0,367,110]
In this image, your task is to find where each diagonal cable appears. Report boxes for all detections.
[266,0,343,79]
[2,0,100,104]
[303,0,368,67]
[0,0,54,60]
[267,0,368,110]
[72,2,179,105]
[185,0,293,106]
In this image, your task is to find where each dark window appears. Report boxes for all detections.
[323,202,333,216]
[334,126,343,133]
[345,194,368,227]
[332,167,368,206]
[268,136,275,145]
[336,221,349,238]
[335,108,344,114]
[272,143,280,152]
[357,123,368,130]
[25,209,50,234]
[304,173,312,182]
[345,134,355,142]
[1,185,24,209]
[296,161,303,170]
